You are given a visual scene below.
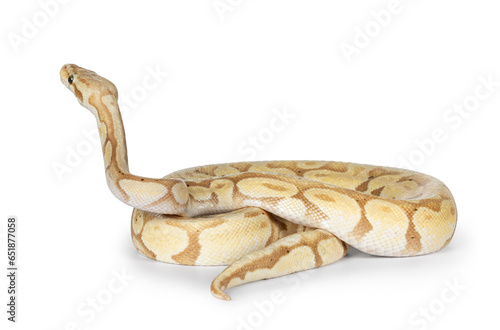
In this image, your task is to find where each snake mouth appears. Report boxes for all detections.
[60,64,89,106]
[60,64,83,90]
[60,64,119,102]
[59,64,71,88]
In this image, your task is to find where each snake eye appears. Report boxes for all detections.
[68,75,74,85]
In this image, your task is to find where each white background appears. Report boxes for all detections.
[1,1,498,329]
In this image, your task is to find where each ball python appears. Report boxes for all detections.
[60,64,457,300]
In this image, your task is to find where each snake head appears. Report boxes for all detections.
[60,64,118,109]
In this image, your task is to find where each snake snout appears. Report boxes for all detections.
[60,64,119,102]
[59,64,72,88]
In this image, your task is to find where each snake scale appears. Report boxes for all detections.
[60,64,457,300]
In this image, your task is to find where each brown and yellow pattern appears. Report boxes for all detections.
[60,64,458,300]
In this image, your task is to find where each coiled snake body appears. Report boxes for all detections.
[60,64,457,300]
